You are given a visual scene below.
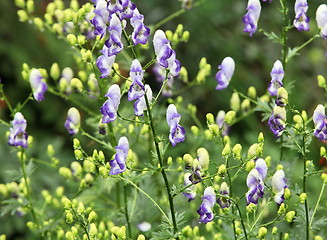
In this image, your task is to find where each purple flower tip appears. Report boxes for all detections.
[8,112,28,148]
[243,0,261,36]
[64,107,81,135]
[215,57,235,90]
[166,104,185,146]
[110,136,129,175]
[29,69,47,102]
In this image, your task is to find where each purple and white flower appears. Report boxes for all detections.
[105,14,123,56]
[59,67,74,94]
[271,169,288,205]
[153,30,181,77]
[110,136,129,175]
[217,182,231,208]
[8,112,28,148]
[216,110,229,136]
[268,106,286,138]
[120,0,136,20]
[130,9,150,45]
[64,107,81,135]
[166,104,186,146]
[100,84,121,123]
[29,69,47,102]
[246,158,267,205]
[268,60,284,96]
[134,84,152,116]
[294,0,310,31]
[128,59,145,101]
[197,187,216,223]
[183,173,196,201]
[313,104,327,141]
[189,159,203,184]
[316,4,327,39]
[215,57,235,90]
[97,45,116,79]
[243,0,261,36]
[91,0,110,38]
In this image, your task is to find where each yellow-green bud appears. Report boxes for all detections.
[70,0,79,10]
[317,75,326,88]
[55,186,64,198]
[320,147,326,157]
[26,0,34,13]
[71,226,78,236]
[230,92,240,112]
[59,167,72,179]
[264,156,271,167]
[191,125,199,136]
[77,35,86,46]
[77,201,85,214]
[222,143,231,157]
[209,124,219,136]
[57,229,64,239]
[84,173,94,185]
[284,188,291,199]
[183,154,193,168]
[235,227,242,236]
[247,86,257,99]
[283,233,289,240]
[44,13,53,24]
[301,110,307,122]
[276,87,288,106]
[272,226,278,235]
[258,227,267,238]
[224,111,235,124]
[278,203,286,215]
[62,197,72,209]
[71,161,83,176]
[17,10,29,22]
[50,63,60,80]
[247,143,258,159]
[276,164,283,170]
[180,66,188,83]
[81,49,92,62]
[206,113,215,125]
[74,150,83,161]
[83,160,96,173]
[47,144,55,157]
[99,166,108,177]
[246,202,257,213]
[204,129,213,140]
[193,226,199,236]
[258,132,264,143]
[260,94,270,103]
[285,211,295,223]
[165,30,173,40]
[137,234,146,240]
[71,78,83,92]
[67,34,77,46]
[111,226,126,239]
[218,164,227,176]
[88,211,97,222]
[77,8,85,19]
[232,144,242,160]
[73,138,81,149]
[0,184,8,198]
[187,104,197,115]
[246,160,255,171]
[52,23,63,35]
[65,212,74,224]
[199,57,207,69]
[15,0,25,8]
[321,173,327,183]
[33,17,44,31]
[176,24,183,35]
[54,0,64,10]
[314,236,323,240]
[205,221,214,232]
[182,31,190,42]
[46,2,56,15]
[241,99,251,113]
[299,193,307,203]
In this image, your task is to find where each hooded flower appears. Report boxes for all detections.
[166,104,186,146]
[217,182,231,208]
[197,187,216,223]
[100,84,121,123]
[271,169,288,205]
[110,136,129,175]
[96,45,116,78]
[130,9,150,45]
[183,173,196,201]
[313,104,327,141]
[316,4,327,39]
[215,57,235,90]
[216,110,229,136]
[8,112,28,148]
[105,14,123,56]
[153,30,181,77]
[29,69,47,102]
[64,107,81,135]
[294,0,310,31]
[246,158,267,205]
[134,84,152,116]
[91,0,110,38]
[243,0,261,36]
[128,59,145,101]
[268,106,286,138]
[189,158,203,184]
[268,60,284,96]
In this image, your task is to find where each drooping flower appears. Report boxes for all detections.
[166,104,186,146]
[8,112,28,148]
[130,9,150,45]
[96,45,116,78]
[217,182,231,208]
[246,158,267,205]
[134,84,152,116]
[91,0,110,38]
[268,60,284,96]
[153,30,181,77]
[268,106,286,138]
[243,0,261,36]
[105,14,123,56]
[313,104,327,141]
[271,169,288,205]
[316,4,327,39]
[215,57,235,90]
[216,110,229,136]
[100,84,121,123]
[120,0,136,20]
[110,136,129,175]
[29,69,47,102]
[183,173,196,201]
[294,0,310,31]
[152,63,174,97]
[64,107,81,135]
[197,187,216,223]
[128,59,145,101]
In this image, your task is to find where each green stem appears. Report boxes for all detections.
[302,135,309,240]
[124,184,132,238]
[152,8,186,30]
[309,181,325,228]
[250,198,271,231]
[280,0,288,67]
[80,128,113,150]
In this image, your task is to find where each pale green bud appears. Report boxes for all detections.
[224,111,235,124]
[218,164,226,176]
[241,99,251,113]
[183,153,193,169]
[182,31,190,42]
[33,17,44,31]
[77,8,85,19]
[193,226,199,236]
[50,63,60,80]
[232,144,242,160]
[98,151,105,162]
[65,212,74,224]
[260,94,270,103]
[73,138,81,149]
[257,227,267,238]
[265,156,271,167]
[314,236,324,240]
[284,188,291,199]
[284,233,289,240]
[55,186,64,198]
[26,0,34,13]
[206,113,215,125]
[77,201,85,215]
[15,0,25,8]
[272,226,278,235]
[222,143,231,157]
[247,143,258,159]
[62,197,72,209]
[46,3,56,15]
[246,161,255,171]
[44,13,53,24]
[258,132,264,143]
[321,147,326,157]
[246,202,257,213]
[235,227,242,235]
[71,226,78,236]
[99,166,108,178]
[52,23,63,35]
[317,75,326,88]
[277,203,286,215]
[17,10,29,22]
[71,161,83,176]
[187,104,197,115]
[74,150,83,161]
[321,173,327,183]
[204,129,213,140]
[167,157,173,166]
[111,226,126,239]
[54,0,64,10]
[81,49,92,62]
[67,34,77,46]
[84,173,94,185]
[165,30,173,40]
[70,78,83,92]
[83,160,96,173]
[176,24,183,35]
[47,144,55,157]
[191,125,199,136]
[299,193,307,203]
[285,211,295,222]
[209,124,219,136]
[59,167,72,179]
[77,35,86,46]
[276,87,288,107]
[57,229,64,239]
[199,57,207,69]
[247,86,257,99]
[230,92,240,112]
[179,66,188,83]
[205,221,214,232]
[137,234,146,240]
[276,164,283,170]
[88,211,97,222]
[70,0,79,11]
[26,221,37,230]
[172,32,179,43]
[0,184,8,198]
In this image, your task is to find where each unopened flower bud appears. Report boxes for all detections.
[81,49,92,62]
[247,86,257,99]
[165,30,173,40]
[33,17,44,31]
[84,173,94,185]
[321,173,327,183]
[230,93,240,112]
[88,211,97,222]
[222,143,231,157]
[111,226,126,239]
[272,226,278,235]
[209,124,219,136]
[71,161,82,176]
[71,226,78,236]
[299,193,307,203]
[232,144,242,160]
[277,164,283,170]
[246,160,255,171]
[285,211,295,223]
[206,113,215,125]
[247,143,258,159]
[320,147,326,157]
[241,99,251,113]
[283,233,289,240]
[314,236,323,240]
[67,34,77,46]
[65,212,74,224]
[204,129,213,140]
[317,75,326,88]
[183,154,193,169]
[284,188,291,199]
[99,166,108,178]
[59,167,72,179]
[137,234,146,240]
[182,31,190,42]
[49,63,60,80]
[73,138,81,149]
[71,78,83,92]
[246,202,257,213]
[278,203,286,215]
[191,125,199,136]
[26,0,34,12]
[218,164,226,176]
[17,10,29,22]
[74,150,83,161]
[258,132,264,143]
[83,160,96,173]
[52,23,63,35]
[276,87,288,107]
[224,111,235,124]
[179,67,188,83]
[258,227,267,238]
[264,156,271,167]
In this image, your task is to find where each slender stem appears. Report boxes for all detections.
[0,87,14,114]
[302,135,309,240]
[309,181,325,228]
[80,128,113,150]
[280,0,288,67]
[152,70,169,106]
[122,29,137,59]
[152,8,185,30]
[250,198,271,231]
[124,184,132,237]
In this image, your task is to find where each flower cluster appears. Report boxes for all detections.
[197,187,216,223]
[166,104,185,146]
[272,169,288,205]
[313,104,327,141]
[8,112,28,148]
[100,84,121,123]
[64,107,81,135]
[215,57,235,90]
[268,60,284,96]
[294,0,310,31]
[268,106,286,138]
[110,136,129,175]
[242,0,261,36]
[246,158,267,205]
